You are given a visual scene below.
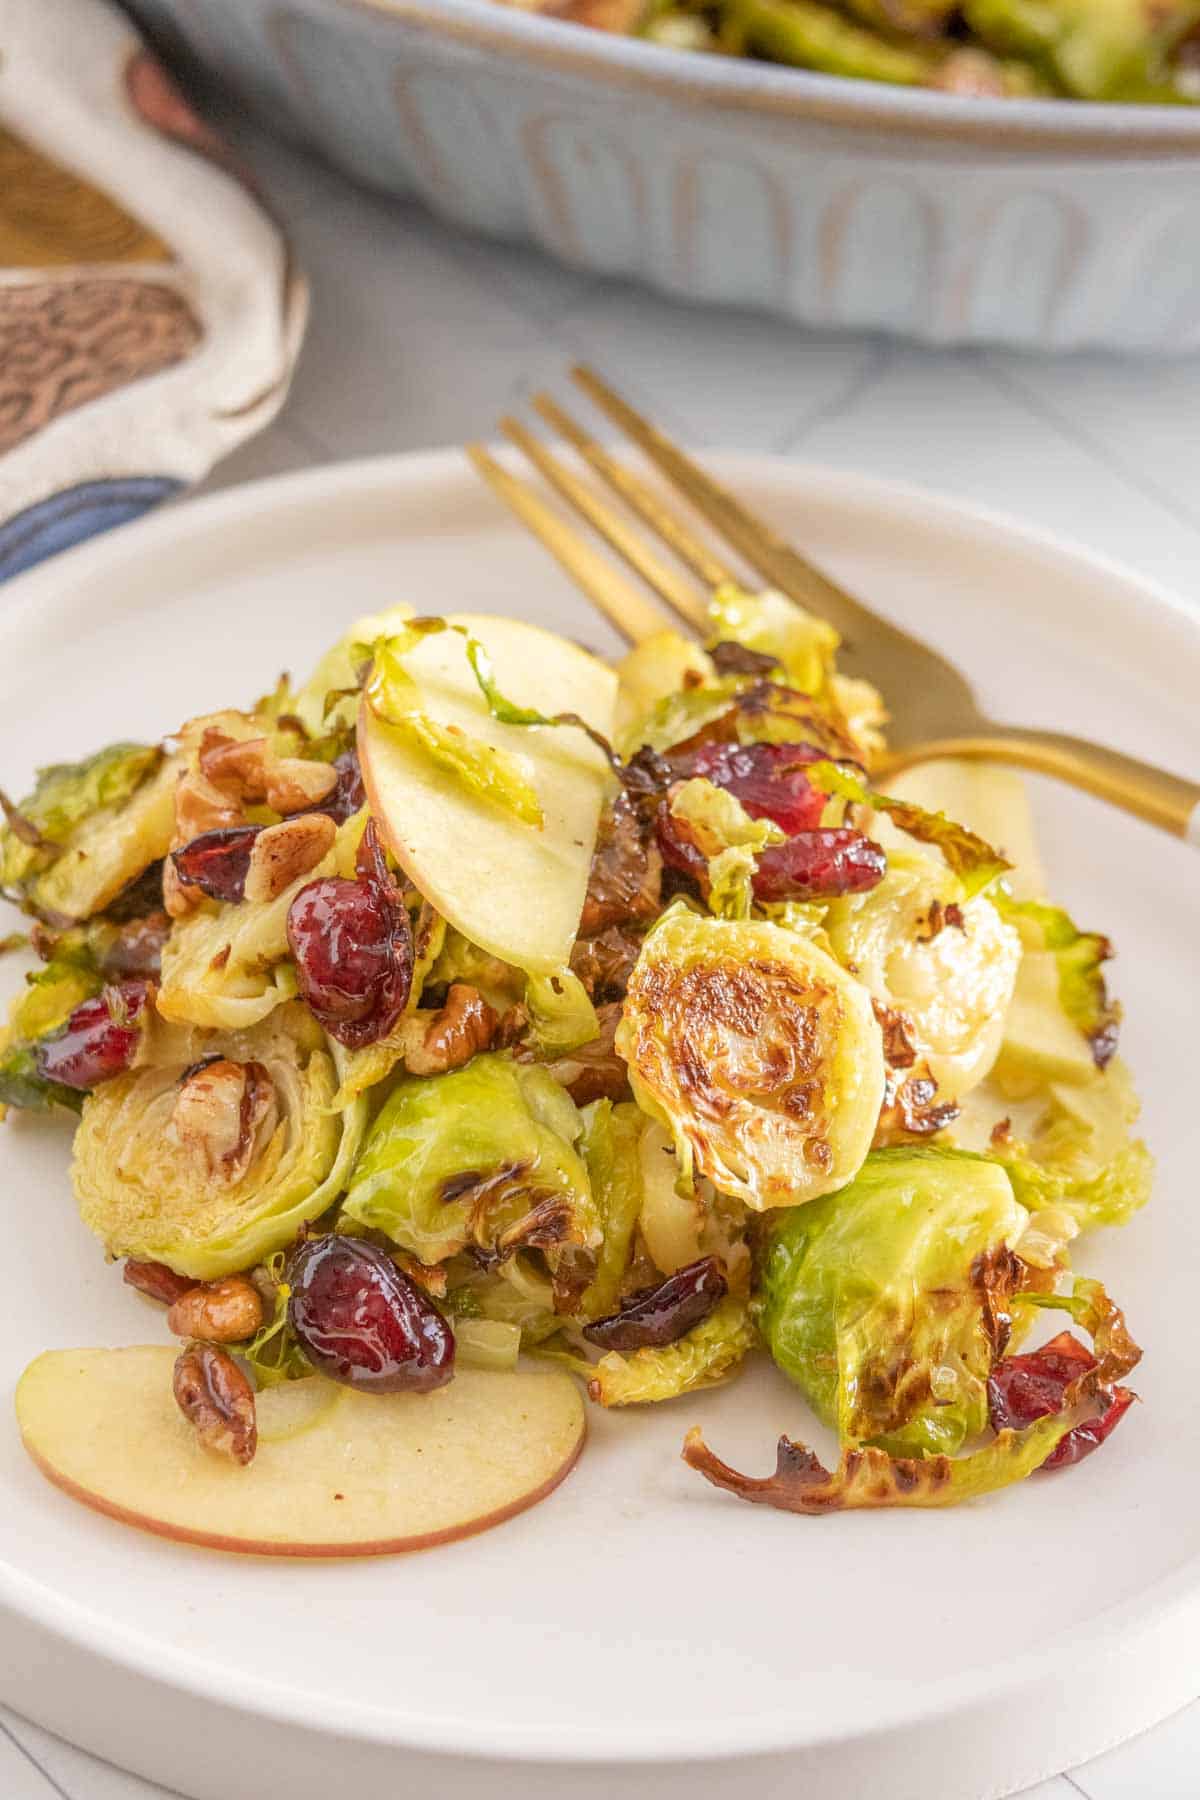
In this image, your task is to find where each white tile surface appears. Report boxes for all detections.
[12,109,1200,1800]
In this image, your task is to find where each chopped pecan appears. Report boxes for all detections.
[174,766,242,843]
[570,923,643,1001]
[173,1345,257,1465]
[406,983,498,1076]
[242,813,335,904]
[171,1058,279,1183]
[124,1259,198,1306]
[167,1274,265,1344]
[200,732,337,814]
[579,792,663,936]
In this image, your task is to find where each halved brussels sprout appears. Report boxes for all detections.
[758,1145,1030,1458]
[616,904,885,1210]
[73,1003,365,1279]
[342,1054,601,1294]
[3,746,177,923]
[824,849,1021,1104]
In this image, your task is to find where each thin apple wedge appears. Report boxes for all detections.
[359,613,617,974]
[16,1349,585,1557]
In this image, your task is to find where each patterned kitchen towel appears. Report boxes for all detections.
[0,0,308,581]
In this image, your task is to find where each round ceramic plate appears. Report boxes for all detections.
[0,453,1197,1800]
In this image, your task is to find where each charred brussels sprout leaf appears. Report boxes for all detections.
[72,1004,366,1279]
[342,1053,601,1290]
[810,761,1011,899]
[1,743,160,880]
[707,584,839,695]
[758,1146,1030,1458]
[964,0,1200,98]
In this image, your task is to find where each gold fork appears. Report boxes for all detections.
[467,366,1200,845]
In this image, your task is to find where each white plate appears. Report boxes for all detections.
[1,452,1198,1800]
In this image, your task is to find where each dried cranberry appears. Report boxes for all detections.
[674,741,828,837]
[583,1256,727,1352]
[753,828,886,902]
[287,1236,454,1394]
[286,820,412,1048]
[171,826,261,903]
[311,749,365,826]
[35,980,150,1091]
[987,1329,1135,1472]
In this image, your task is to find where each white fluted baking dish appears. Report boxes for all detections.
[126,0,1200,348]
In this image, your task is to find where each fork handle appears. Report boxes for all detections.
[880,727,1200,844]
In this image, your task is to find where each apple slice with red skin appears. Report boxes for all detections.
[16,1348,585,1558]
[358,613,617,976]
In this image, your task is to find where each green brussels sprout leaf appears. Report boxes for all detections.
[809,760,1011,898]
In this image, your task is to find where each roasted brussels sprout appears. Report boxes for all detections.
[824,850,1021,1103]
[2,744,177,923]
[757,1145,1031,1457]
[72,1003,366,1279]
[616,904,885,1210]
[342,1053,601,1295]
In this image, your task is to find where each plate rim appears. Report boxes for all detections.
[1,446,1198,1770]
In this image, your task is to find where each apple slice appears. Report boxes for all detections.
[16,1349,585,1557]
[359,613,617,974]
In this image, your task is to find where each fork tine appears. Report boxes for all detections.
[529,392,735,592]
[499,416,711,636]
[571,364,872,637]
[465,444,670,646]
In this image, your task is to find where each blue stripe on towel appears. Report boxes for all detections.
[0,477,181,583]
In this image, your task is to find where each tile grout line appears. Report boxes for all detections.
[777,338,899,456]
[979,354,1200,544]
[0,1717,71,1800]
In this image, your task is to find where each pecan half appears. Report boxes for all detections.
[242,813,335,904]
[124,1259,198,1306]
[167,1274,265,1344]
[171,1058,279,1183]
[200,732,337,814]
[173,1345,257,1464]
[406,983,497,1075]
